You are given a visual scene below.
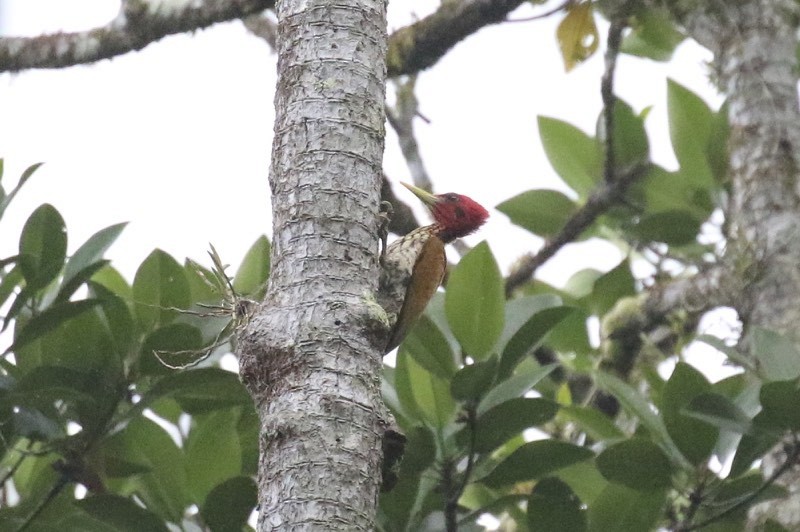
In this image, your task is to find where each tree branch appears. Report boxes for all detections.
[386,0,526,77]
[0,0,526,76]
[0,0,275,73]
[677,435,800,531]
[242,10,278,52]
[601,18,624,183]
[505,163,648,296]
[386,76,433,192]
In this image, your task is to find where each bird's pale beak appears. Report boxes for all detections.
[400,182,438,207]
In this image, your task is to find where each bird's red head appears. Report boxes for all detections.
[401,182,489,242]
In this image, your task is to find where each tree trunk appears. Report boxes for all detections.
[675,0,800,528]
[237,0,389,529]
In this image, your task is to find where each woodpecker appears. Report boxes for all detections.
[379,182,489,353]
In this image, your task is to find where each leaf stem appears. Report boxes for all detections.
[678,435,800,531]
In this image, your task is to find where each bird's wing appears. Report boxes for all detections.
[385,235,446,353]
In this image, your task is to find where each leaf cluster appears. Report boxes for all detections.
[0,162,269,531]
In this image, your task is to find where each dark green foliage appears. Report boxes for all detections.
[0,169,267,531]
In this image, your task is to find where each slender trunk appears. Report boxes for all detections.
[676,1,800,528]
[238,0,389,529]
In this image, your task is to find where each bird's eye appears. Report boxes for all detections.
[445,193,458,202]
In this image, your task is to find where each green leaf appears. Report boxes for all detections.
[0,265,23,310]
[185,259,222,303]
[13,406,64,441]
[18,203,67,291]
[538,117,602,198]
[560,405,625,442]
[200,476,257,532]
[185,410,242,503]
[405,352,456,428]
[402,314,457,379]
[76,494,169,532]
[481,440,593,488]
[594,372,687,468]
[120,368,252,427]
[400,425,437,474]
[236,406,259,476]
[695,334,753,369]
[499,306,573,378]
[8,299,100,354]
[56,260,110,303]
[140,323,204,375]
[668,79,714,186]
[599,99,649,170]
[711,473,788,512]
[632,210,701,245]
[450,359,497,402]
[393,350,425,424]
[588,484,666,532]
[479,362,558,414]
[558,461,609,506]
[445,242,504,359]
[683,392,752,434]
[662,362,717,465]
[556,2,599,71]
[233,235,270,297]
[638,165,713,220]
[115,418,190,522]
[497,190,577,238]
[17,301,119,375]
[528,477,587,532]
[89,281,135,355]
[0,162,42,220]
[92,265,133,300]
[62,223,127,292]
[466,398,559,453]
[596,439,673,490]
[758,380,800,431]
[546,308,592,355]
[751,327,800,381]
[621,7,685,61]
[133,249,191,332]
[496,294,563,353]
[6,366,103,428]
[729,414,783,478]
[589,260,636,317]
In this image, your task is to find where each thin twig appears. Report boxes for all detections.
[444,404,479,531]
[386,77,433,192]
[506,0,575,23]
[16,475,69,532]
[0,448,29,486]
[505,164,647,295]
[243,10,278,51]
[677,436,800,531]
[602,18,625,183]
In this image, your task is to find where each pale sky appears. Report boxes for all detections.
[0,1,735,377]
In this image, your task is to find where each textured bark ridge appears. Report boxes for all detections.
[237,0,389,529]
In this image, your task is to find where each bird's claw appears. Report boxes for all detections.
[378,200,394,264]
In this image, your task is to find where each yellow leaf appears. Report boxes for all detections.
[556,2,599,72]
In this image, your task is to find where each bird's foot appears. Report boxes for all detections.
[378,200,393,264]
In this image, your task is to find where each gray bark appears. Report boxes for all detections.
[674,0,800,528]
[237,0,389,529]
